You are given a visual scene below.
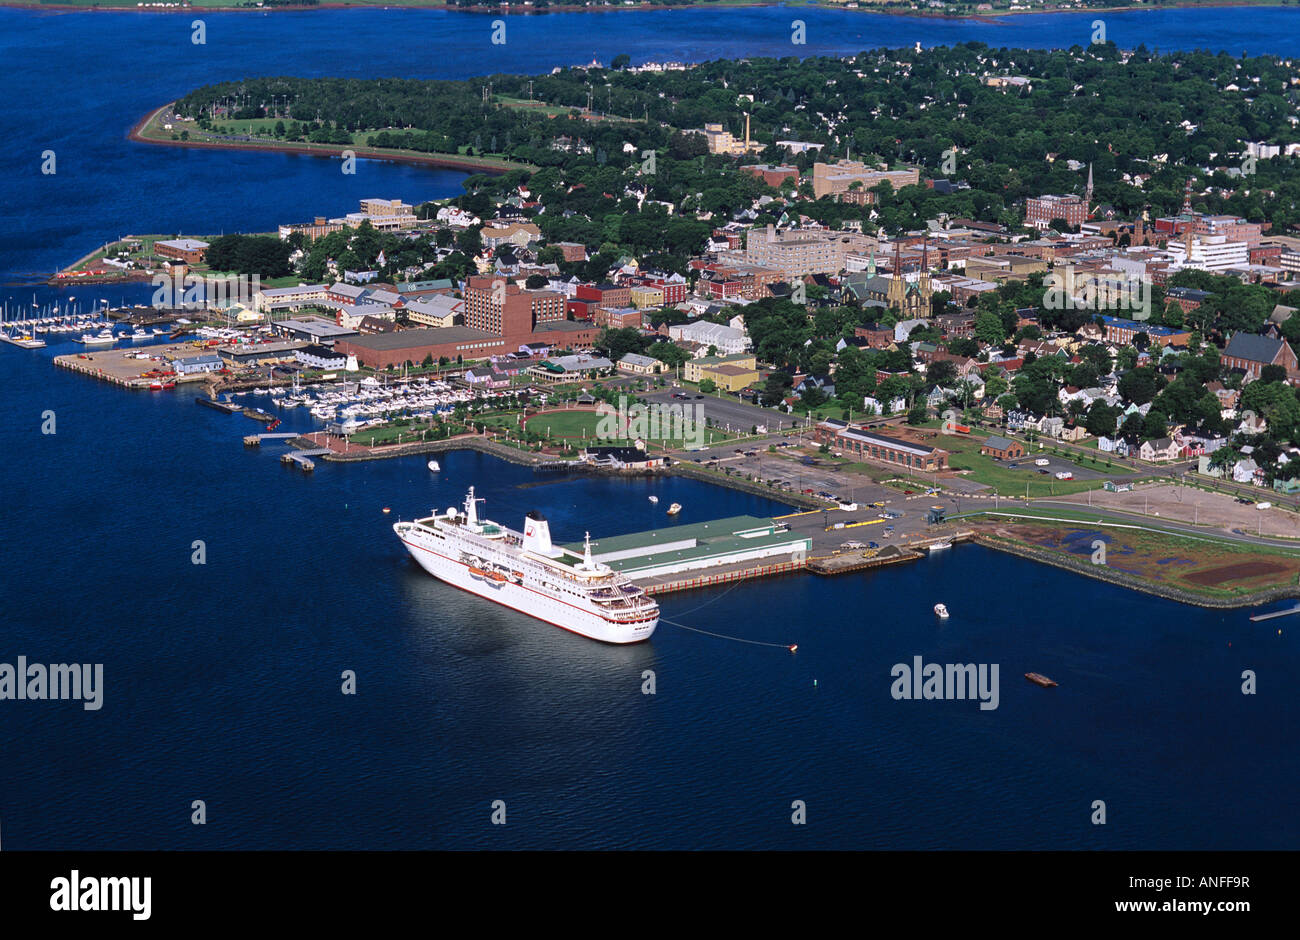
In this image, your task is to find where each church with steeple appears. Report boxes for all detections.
[842,240,934,318]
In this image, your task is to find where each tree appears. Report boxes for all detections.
[611,54,631,70]
[907,403,929,425]
[974,308,1007,346]
[1261,364,1288,384]
[928,360,958,388]
[1085,401,1119,438]
[698,378,716,394]
[1118,366,1162,405]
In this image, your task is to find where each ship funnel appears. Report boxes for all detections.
[522,510,553,555]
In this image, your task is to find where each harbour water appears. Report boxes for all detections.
[2,5,1299,850]
[2,330,1297,849]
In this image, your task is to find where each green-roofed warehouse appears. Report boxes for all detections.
[563,515,811,580]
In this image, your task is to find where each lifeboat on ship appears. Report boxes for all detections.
[468,566,508,586]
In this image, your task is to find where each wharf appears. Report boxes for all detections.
[244,432,300,445]
[635,557,806,595]
[1249,604,1300,622]
[198,396,241,414]
[807,544,923,575]
[281,449,330,471]
[53,343,207,389]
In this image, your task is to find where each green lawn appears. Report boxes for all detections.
[940,434,1106,497]
[523,408,747,451]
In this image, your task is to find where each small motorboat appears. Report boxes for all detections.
[428,459,440,472]
[928,541,952,552]
[666,502,681,515]
[648,495,659,504]
[1025,673,1058,688]
[934,603,950,619]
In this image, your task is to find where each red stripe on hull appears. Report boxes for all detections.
[400,537,656,644]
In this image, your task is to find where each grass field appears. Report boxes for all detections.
[973,514,1300,600]
[940,434,1105,497]
[522,408,747,451]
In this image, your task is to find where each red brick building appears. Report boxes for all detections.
[336,321,599,370]
[464,276,565,335]
[1220,332,1300,382]
[575,282,631,309]
[1025,194,1087,230]
[740,164,800,189]
[814,421,949,472]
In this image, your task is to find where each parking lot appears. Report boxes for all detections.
[643,388,805,434]
[988,453,1110,482]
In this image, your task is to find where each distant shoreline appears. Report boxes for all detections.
[3,1,1290,21]
[128,101,520,176]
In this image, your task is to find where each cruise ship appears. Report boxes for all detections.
[394,487,659,643]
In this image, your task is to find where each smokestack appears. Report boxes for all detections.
[745,112,750,148]
[523,510,554,555]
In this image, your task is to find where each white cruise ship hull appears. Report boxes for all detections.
[399,529,657,644]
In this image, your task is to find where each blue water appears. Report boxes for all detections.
[1,5,1299,849]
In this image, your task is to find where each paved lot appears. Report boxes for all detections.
[1053,483,1300,539]
[989,453,1110,482]
[643,388,805,434]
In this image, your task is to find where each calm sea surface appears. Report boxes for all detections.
[0,6,1296,848]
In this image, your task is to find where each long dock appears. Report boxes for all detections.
[197,396,241,414]
[1249,604,1300,622]
[635,558,806,596]
[281,449,330,472]
[244,432,301,446]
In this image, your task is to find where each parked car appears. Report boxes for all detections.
[1037,469,1050,475]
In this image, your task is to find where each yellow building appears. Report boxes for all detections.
[684,353,757,383]
[700,363,760,392]
[629,285,664,309]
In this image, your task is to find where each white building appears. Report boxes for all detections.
[667,320,751,355]
[1166,234,1249,271]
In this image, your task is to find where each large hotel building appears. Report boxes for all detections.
[1025,194,1088,230]
[464,276,565,335]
